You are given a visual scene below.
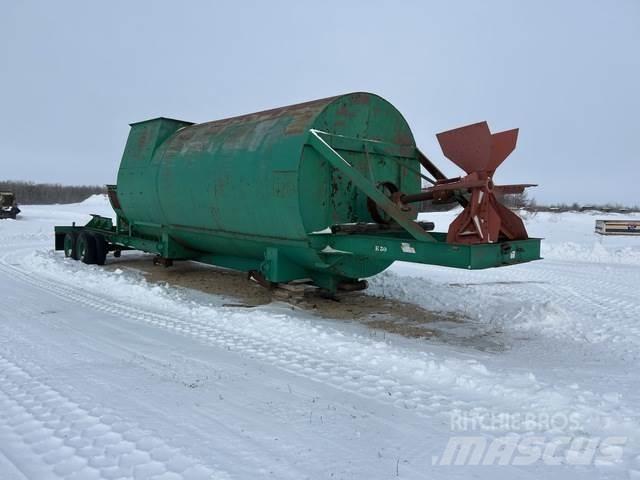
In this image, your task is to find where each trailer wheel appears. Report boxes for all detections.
[63,233,78,259]
[77,232,97,264]
[93,234,108,266]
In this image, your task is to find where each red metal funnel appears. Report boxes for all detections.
[436,121,519,175]
[429,122,531,244]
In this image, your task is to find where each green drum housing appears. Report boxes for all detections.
[55,92,541,291]
[115,93,420,288]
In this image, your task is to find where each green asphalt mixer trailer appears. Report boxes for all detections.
[54,93,541,292]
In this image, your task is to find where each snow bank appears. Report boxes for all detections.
[16,248,639,474]
[79,193,110,207]
[368,270,569,338]
[542,241,640,264]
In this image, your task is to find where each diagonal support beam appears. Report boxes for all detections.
[416,147,447,182]
[307,129,434,242]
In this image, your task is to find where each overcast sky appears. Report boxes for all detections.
[1,1,638,205]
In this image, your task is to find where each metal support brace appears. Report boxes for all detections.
[307,129,434,242]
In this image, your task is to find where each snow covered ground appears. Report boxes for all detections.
[1,196,639,479]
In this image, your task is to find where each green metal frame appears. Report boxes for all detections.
[310,231,541,269]
[308,129,434,242]
[55,213,541,284]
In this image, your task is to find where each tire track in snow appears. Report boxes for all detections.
[0,247,452,417]
[0,448,29,480]
[0,352,227,480]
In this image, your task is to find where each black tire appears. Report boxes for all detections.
[77,232,97,264]
[93,234,108,266]
[63,233,78,259]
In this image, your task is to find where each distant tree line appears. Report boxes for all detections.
[498,191,535,209]
[499,192,639,213]
[527,202,640,213]
[0,180,106,205]
[421,191,639,213]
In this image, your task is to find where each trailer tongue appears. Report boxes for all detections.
[54,92,540,292]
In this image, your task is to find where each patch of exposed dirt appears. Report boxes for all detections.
[105,254,503,350]
[107,255,272,306]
